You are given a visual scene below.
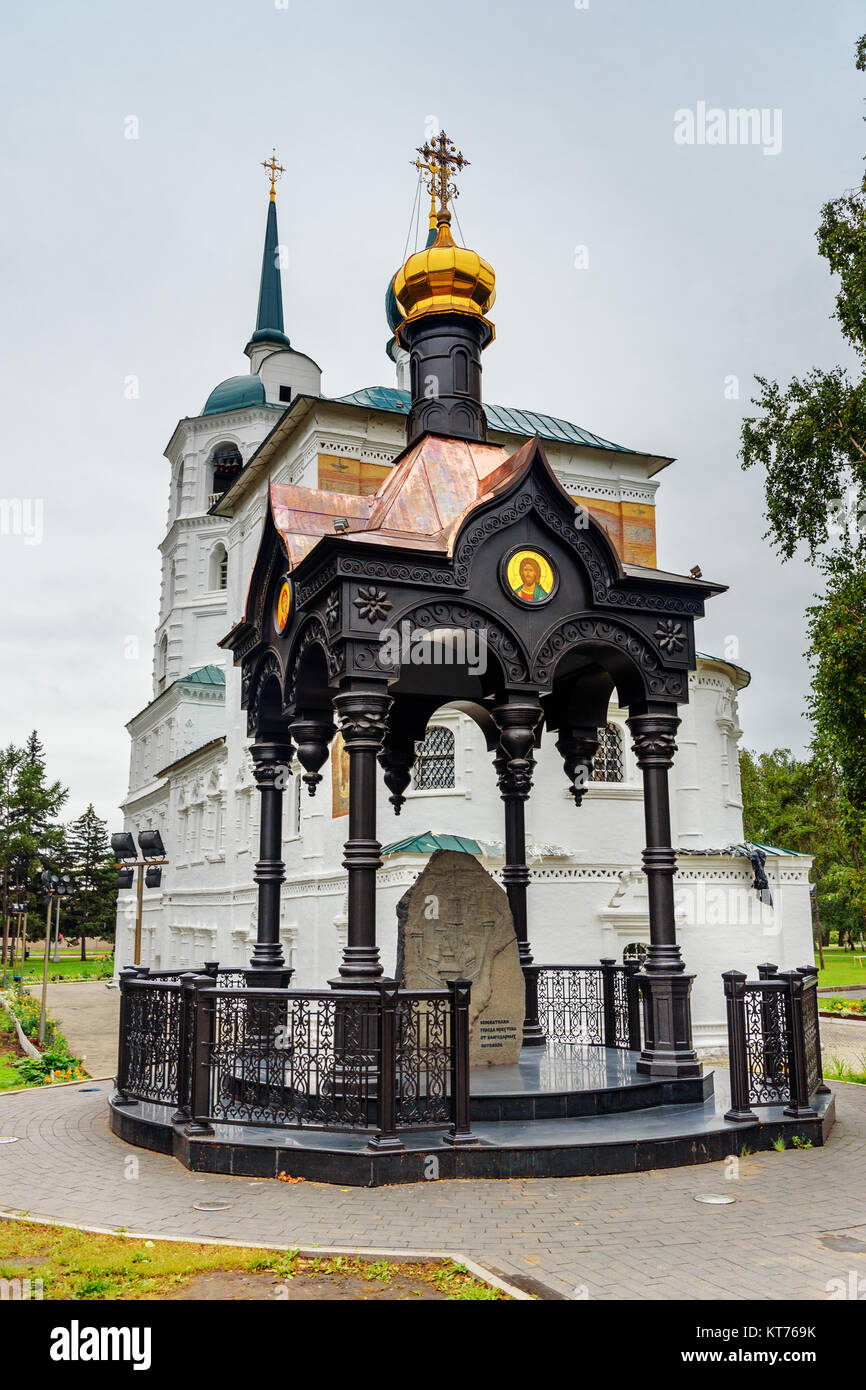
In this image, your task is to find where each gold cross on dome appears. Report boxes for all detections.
[262,149,285,201]
[414,130,469,225]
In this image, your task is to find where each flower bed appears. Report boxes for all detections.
[0,990,87,1087]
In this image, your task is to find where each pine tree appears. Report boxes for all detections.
[64,806,116,959]
[0,735,68,958]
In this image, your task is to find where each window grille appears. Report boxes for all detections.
[591,723,624,783]
[412,725,455,790]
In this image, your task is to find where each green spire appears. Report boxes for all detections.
[255,197,287,340]
[246,162,291,356]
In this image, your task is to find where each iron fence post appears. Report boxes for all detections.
[114,967,140,1106]
[624,961,642,1051]
[444,978,476,1146]
[722,970,758,1122]
[600,958,617,1049]
[185,976,215,1136]
[369,980,404,1151]
[797,965,830,1094]
[172,972,197,1123]
[779,970,818,1119]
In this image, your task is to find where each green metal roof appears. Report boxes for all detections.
[334,386,635,454]
[381,832,483,856]
[202,374,267,416]
[181,665,226,686]
[751,841,810,858]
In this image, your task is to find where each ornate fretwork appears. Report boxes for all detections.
[285,616,342,707]
[245,651,283,736]
[744,986,790,1105]
[393,600,529,683]
[325,590,340,630]
[534,615,687,699]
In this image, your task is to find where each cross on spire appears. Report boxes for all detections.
[414,130,469,227]
[262,149,285,202]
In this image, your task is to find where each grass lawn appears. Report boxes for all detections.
[0,1008,30,1090]
[816,951,866,990]
[10,953,113,984]
[0,1220,509,1301]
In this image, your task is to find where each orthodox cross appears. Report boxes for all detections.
[415,130,468,225]
[262,149,285,201]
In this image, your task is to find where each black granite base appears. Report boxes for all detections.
[108,1046,836,1188]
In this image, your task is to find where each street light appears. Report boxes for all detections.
[112,828,169,967]
[37,871,74,1044]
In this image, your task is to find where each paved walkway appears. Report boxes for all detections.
[0,1080,864,1300]
[25,981,119,1078]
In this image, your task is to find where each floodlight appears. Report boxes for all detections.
[111,832,137,860]
[144,866,162,888]
[138,829,165,859]
[116,867,134,890]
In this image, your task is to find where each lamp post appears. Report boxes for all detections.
[38,872,74,1045]
[111,830,168,968]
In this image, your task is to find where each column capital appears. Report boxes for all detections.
[627,711,680,769]
[333,689,392,747]
[249,739,294,790]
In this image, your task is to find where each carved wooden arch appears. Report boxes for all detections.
[532,612,689,704]
[284,614,337,710]
[245,649,285,736]
[384,596,531,686]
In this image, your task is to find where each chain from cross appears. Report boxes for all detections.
[262,149,285,200]
[414,130,469,225]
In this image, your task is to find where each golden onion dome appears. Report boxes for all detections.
[393,218,496,344]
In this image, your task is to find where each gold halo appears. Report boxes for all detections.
[506,549,555,603]
[276,580,292,632]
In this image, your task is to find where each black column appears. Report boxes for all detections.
[627,709,700,1079]
[331,687,392,987]
[492,694,544,1047]
[248,739,293,986]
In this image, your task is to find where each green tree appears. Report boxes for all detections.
[64,806,116,959]
[0,734,67,960]
[740,749,864,957]
[740,34,866,929]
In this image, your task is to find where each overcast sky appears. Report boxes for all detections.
[1,0,863,825]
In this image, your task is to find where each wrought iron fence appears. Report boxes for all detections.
[115,967,474,1147]
[723,965,828,1122]
[395,991,451,1128]
[117,978,185,1106]
[530,960,641,1050]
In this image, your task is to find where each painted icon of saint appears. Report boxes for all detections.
[512,555,549,603]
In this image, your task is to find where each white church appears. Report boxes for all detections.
[116,165,813,1051]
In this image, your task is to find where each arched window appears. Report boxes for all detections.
[209,443,243,498]
[412,725,455,790]
[209,543,228,591]
[157,634,168,694]
[591,723,624,783]
[174,463,185,518]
